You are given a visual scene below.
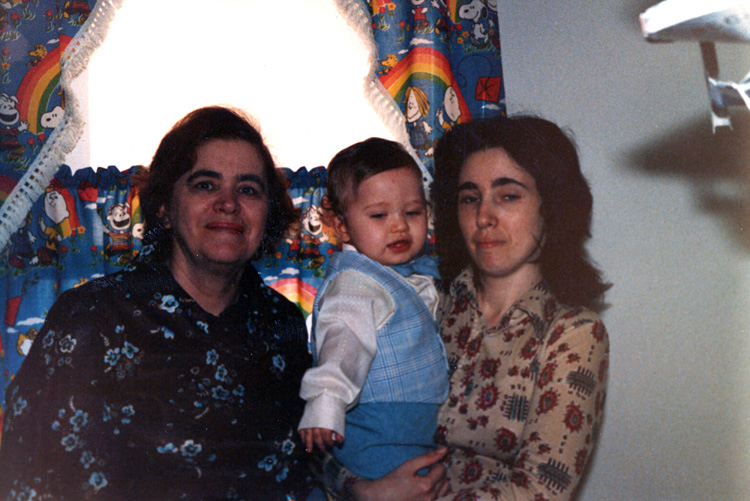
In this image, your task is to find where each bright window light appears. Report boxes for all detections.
[68,0,394,171]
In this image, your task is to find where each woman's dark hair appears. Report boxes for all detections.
[138,105,297,259]
[325,137,423,216]
[431,115,610,311]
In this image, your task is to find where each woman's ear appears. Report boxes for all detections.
[157,205,171,229]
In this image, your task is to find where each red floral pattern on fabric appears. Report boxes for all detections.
[538,362,557,388]
[563,403,584,432]
[495,427,518,453]
[466,337,482,357]
[460,460,484,484]
[476,385,499,410]
[479,358,500,379]
[433,270,610,500]
[536,389,558,414]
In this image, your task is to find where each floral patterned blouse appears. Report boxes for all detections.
[0,250,313,500]
[435,269,609,500]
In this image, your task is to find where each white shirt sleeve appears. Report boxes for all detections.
[298,269,395,437]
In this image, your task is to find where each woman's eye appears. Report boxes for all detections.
[239,185,260,196]
[501,193,521,202]
[458,194,478,205]
[193,180,215,191]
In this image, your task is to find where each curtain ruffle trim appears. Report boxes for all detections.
[333,0,432,186]
[0,0,125,252]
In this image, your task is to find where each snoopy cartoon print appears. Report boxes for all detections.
[105,202,132,255]
[0,92,29,161]
[458,0,491,46]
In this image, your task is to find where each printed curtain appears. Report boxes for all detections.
[0,0,122,252]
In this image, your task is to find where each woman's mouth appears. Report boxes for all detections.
[206,222,244,233]
[475,238,503,250]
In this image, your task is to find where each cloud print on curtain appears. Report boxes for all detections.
[337,0,505,181]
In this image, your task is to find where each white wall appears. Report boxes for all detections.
[496,2,750,500]
[65,1,750,499]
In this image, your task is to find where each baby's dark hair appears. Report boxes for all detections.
[325,137,423,216]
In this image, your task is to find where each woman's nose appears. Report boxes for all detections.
[476,201,496,228]
[214,190,239,213]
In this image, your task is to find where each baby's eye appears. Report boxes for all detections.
[405,209,424,217]
[369,213,386,220]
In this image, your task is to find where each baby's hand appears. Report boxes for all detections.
[299,427,343,453]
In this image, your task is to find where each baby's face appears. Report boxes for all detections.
[335,167,427,266]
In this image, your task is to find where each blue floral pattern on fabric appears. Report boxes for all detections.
[0,250,313,499]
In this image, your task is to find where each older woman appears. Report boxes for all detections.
[334,115,610,500]
[0,107,313,499]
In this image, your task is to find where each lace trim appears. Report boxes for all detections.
[0,0,125,251]
[332,0,432,185]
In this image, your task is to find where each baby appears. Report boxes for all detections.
[298,137,449,480]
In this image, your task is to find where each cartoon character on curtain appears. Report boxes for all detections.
[0,93,27,162]
[410,0,429,31]
[104,202,132,256]
[298,204,331,269]
[8,212,36,269]
[404,86,433,157]
[98,169,144,265]
[458,0,495,47]
[37,179,81,265]
[437,85,462,132]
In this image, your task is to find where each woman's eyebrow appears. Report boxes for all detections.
[186,169,220,183]
[457,181,478,191]
[492,177,528,189]
[457,177,528,191]
[238,174,267,191]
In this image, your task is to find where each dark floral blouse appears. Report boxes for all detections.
[0,249,313,500]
